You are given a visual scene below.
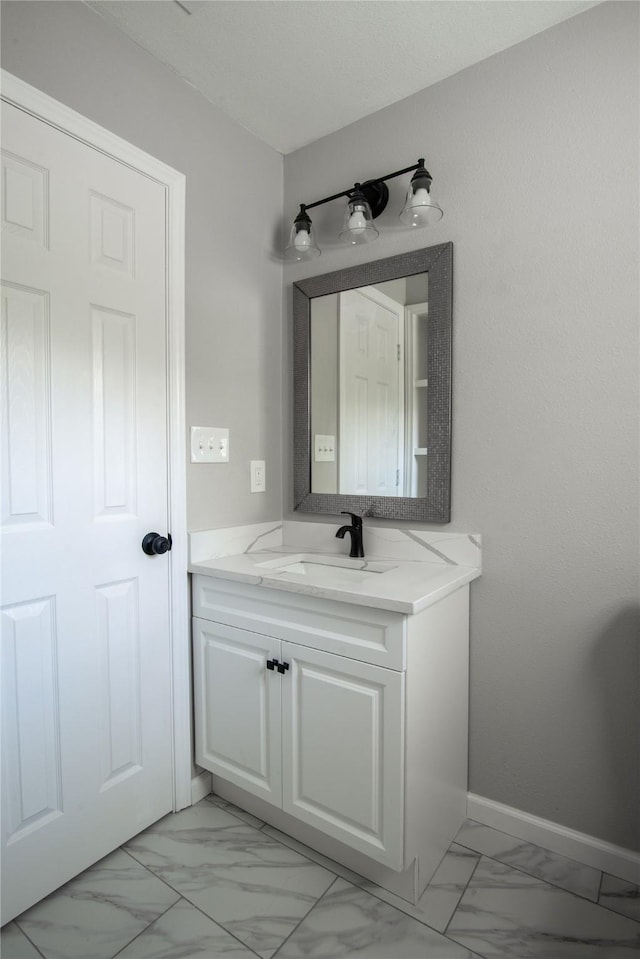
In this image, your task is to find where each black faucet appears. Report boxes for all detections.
[335,512,364,558]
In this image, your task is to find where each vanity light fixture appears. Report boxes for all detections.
[283,158,442,261]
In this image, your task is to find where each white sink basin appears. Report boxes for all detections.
[255,554,397,586]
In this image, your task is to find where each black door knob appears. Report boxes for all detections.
[142,532,172,555]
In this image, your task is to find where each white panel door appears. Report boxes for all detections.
[1,102,174,922]
[339,288,403,496]
[281,642,405,870]
[193,618,282,805]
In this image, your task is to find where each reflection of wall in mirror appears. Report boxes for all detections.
[310,293,338,494]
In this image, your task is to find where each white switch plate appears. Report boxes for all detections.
[250,460,266,493]
[190,426,229,463]
[314,434,335,462]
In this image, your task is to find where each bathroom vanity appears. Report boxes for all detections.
[189,524,481,903]
[187,244,467,902]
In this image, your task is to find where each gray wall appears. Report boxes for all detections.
[284,2,640,850]
[1,0,283,532]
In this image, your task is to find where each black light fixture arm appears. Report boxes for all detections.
[301,158,428,216]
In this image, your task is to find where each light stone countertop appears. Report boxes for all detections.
[189,546,481,615]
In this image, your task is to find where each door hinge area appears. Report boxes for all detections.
[396,468,400,486]
[397,343,401,361]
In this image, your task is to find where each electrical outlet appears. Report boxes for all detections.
[250,460,266,493]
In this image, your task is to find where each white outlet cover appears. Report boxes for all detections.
[250,459,266,493]
[191,426,229,463]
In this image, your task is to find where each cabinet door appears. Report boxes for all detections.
[192,618,282,805]
[281,643,405,870]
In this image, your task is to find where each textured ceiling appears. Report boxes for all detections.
[86,0,601,154]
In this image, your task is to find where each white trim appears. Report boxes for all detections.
[467,793,640,885]
[403,301,428,497]
[1,71,181,187]
[191,770,213,805]
[1,70,191,813]
[164,156,190,812]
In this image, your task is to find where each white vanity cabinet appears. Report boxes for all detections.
[193,616,404,868]
[191,572,471,902]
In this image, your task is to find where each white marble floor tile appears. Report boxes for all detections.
[1,921,43,959]
[203,793,265,828]
[263,826,480,933]
[260,824,366,885]
[410,843,481,933]
[341,844,480,935]
[274,878,480,958]
[599,873,640,922]
[455,820,601,900]
[14,848,179,959]
[124,803,335,959]
[447,856,640,958]
[338,844,481,936]
[115,899,257,958]
[261,822,434,921]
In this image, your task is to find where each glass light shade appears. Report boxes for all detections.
[283,209,320,261]
[338,193,379,245]
[399,171,443,228]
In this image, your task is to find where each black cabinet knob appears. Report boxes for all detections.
[266,659,289,674]
[141,532,172,556]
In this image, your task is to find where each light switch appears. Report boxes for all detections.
[314,434,335,462]
[190,426,230,463]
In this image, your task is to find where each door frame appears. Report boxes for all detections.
[0,70,192,810]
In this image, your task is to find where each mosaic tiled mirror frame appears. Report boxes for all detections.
[293,242,452,522]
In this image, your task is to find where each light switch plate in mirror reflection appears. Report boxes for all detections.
[314,434,335,462]
[293,243,452,524]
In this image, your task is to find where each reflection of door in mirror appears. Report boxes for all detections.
[310,272,429,498]
[338,287,403,496]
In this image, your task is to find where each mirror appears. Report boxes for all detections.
[293,243,452,522]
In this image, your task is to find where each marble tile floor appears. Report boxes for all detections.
[2,796,638,959]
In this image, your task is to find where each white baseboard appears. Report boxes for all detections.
[190,770,212,805]
[467,793,640,885]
